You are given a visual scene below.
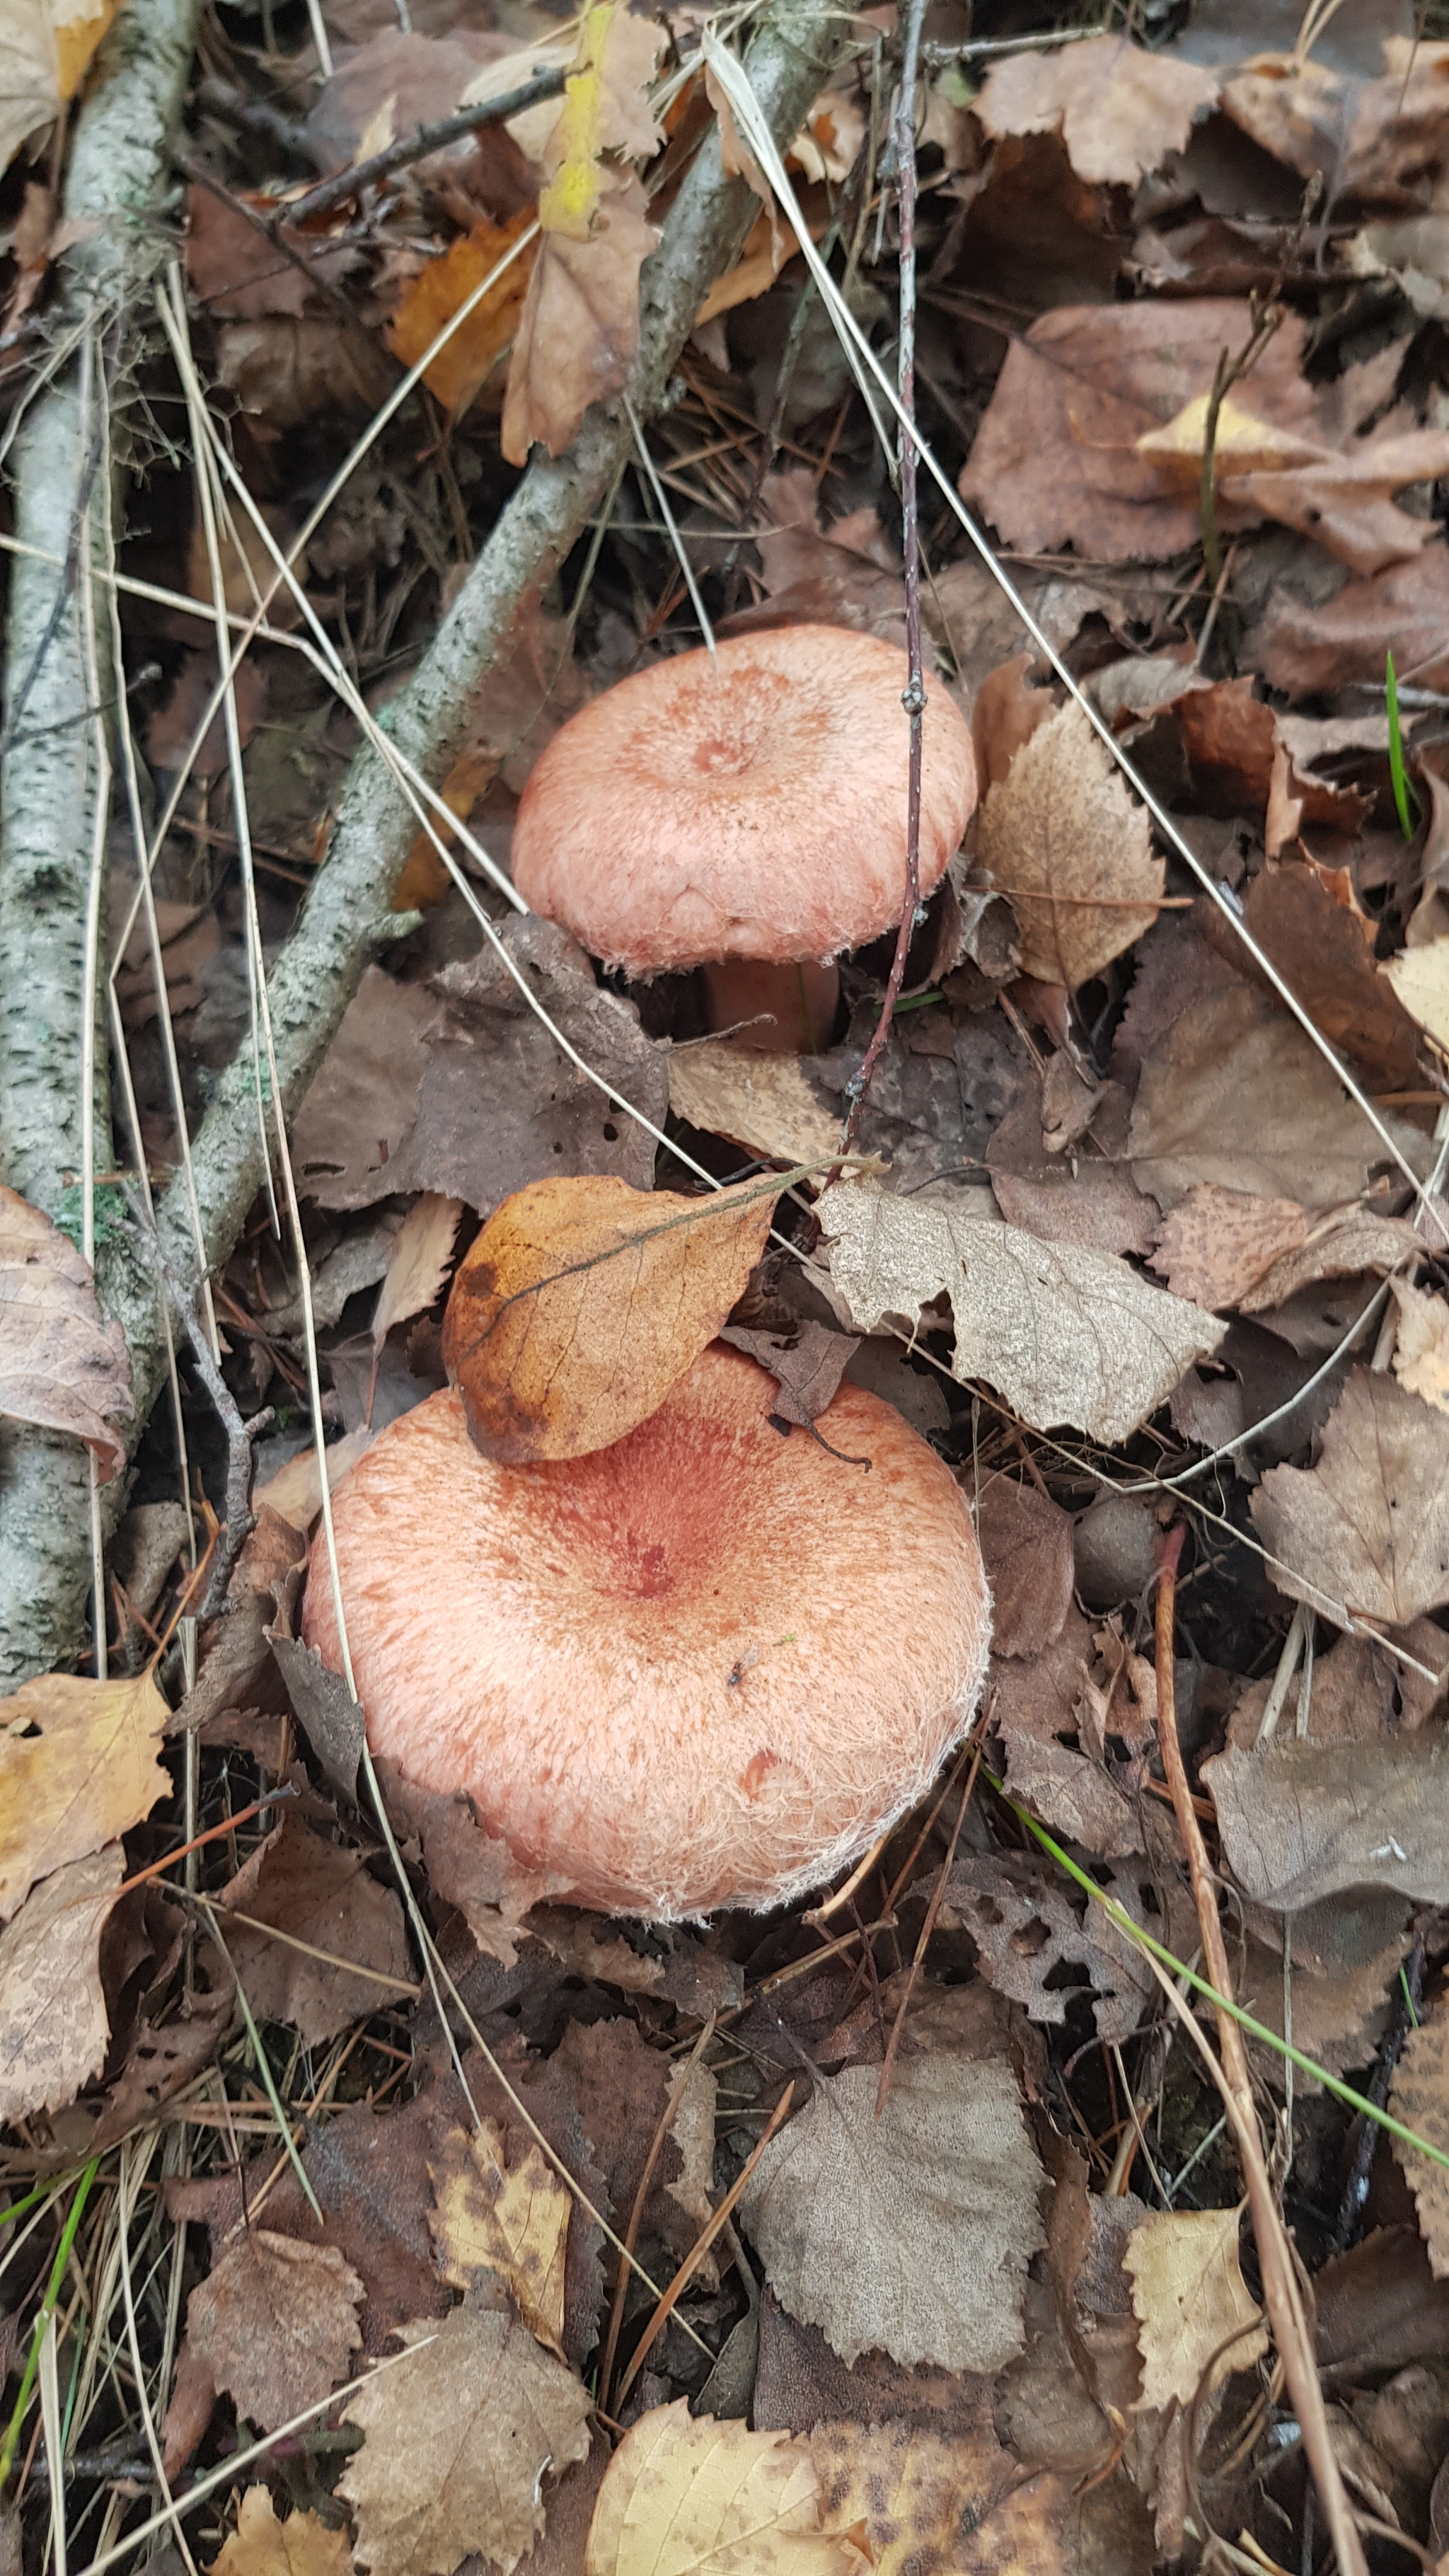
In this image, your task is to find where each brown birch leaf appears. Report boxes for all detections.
[975,701,1163,988]
[0,1183,132,1477]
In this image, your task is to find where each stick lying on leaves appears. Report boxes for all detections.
[0,0,844,1683]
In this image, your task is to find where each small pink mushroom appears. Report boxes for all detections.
[303,1341,990,1920]
[511,625,977,1051]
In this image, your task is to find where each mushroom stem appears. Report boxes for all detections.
[698,958,839,1054]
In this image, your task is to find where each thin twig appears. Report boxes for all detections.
[839,0,928,1160]
[1155,1527,1370,2576]
[282,66,568,226]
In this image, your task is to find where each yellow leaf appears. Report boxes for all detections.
[1385,932,1449,1051]
[441,1169,782,1464]
[584,2403,856,2576]
[53,0,117,96]
[393,749,497,908]
[385,212,536,415]
[1124,2205,1267,2410]
[0,1668,168,1921]
[1136,392,1324,490]
[208,2488,353,2576]
[537,2,665,241]
[810,2419,1070,2576]
[428,2120,571,2355]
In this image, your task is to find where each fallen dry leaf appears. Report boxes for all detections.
[1238,1208,1420,1316]
[386,213,536,415]
[1390,1999,1449,2277]
[0,0,122,179]
[1235,860,1426,1096]
[501,170,657,463]
[207,2487,353,2576]
[215,1813,414,2045]
[741,2048,1045,2372]
[811,2417,1072,2576]
[0,1182,133,1477]
[1385,932,1449,1056]
[1138,398,1449,577]
[0,1845,125,2122]
[667,1044,841,1168]
[339,2299,591,2576]
[1124,2207,1267,2410]
[1128,975,1430,1211]
[975,700,1163,989]
[585,2401,854,2576]
[717,1322,859,1431]
[975,31,1218,187]
[185,2231,364,2433]
[1392,1281,1449,1414]
[819,1177,1225,1445]
[1206,1735,1449,1910]
[940,1850,1157,2043]
[1150,1186,1312,1310]
[291,967,435,1209]
[0,1668,168,1920]
[1254,546,1449,702]
[376,1760,568,1966]
[1250,1367,1449,1626]
[962,301,1319,562]
[536,2,664,238]
[441,1169,780,1464]
[972,1472,1074,1660]
[371,1194,462,1365]
[428,2119,570,2355]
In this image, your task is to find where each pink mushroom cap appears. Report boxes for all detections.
[302,1341,991,1920]
[509,625,978,978]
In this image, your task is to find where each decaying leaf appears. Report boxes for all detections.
[971,1472,1075,1660]
[741,2050,1045,2372]
[340,2301,591,2576]
[1150,1186,1312,1310]
[811,2418,1073,2576]
[584,2401,854,2576]
[184,2231,364,2433]
[975,701,1163,988]
[1124,2207,1267,2410]
[1204,1733,1449,1911]
[819,1177,1225,1445]
[1390,1999,1449,2277]
[441,1170,780,1463]
[1392,1280,1449,1414]
[0,1844,125,2121]
[1249,1368,1449,1626]
[385,213,536,414]
[428,2119,571,2355]
[939,1850,1156,2043]
[1385,932,1449,1055]
[207,2486,353,2576]
[0,1182,133,1477]
[974,31,1218,189]
[0,1668,168,1920]
[215,1813,414,2045]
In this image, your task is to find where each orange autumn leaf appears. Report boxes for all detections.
[386,212,536,415]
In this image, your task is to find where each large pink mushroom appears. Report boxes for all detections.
[303,1341,990,1920]
[511,625,977,1052]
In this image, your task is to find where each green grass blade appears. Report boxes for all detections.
[1387,648,1420,841]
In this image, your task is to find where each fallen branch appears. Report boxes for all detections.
[0,0,842,1681]
[0,0,204,1682]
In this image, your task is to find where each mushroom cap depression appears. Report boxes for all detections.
[302,1342,990,1920]
[510,625,978,978]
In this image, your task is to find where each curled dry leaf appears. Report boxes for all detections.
[975,700,1163,990]
[584,2401,854,2576]
[1389,1999,1449,2278]
[741,2050,1046,2373]
[427,2118,571,2356]
[1124,2208,1267,2411]
[185,2231,364,2434]
[441,1171,781,1464]
[819,1177,1225,1445]
[1249,1367,1449,1626]
[207,2488,353,2576]
[0,1844,125,2122]
[0,1668,168,1920]
[371,1194,463,1362]
[0,1182,133,1477]
[340,2301,591,2576]
[974,32,1218,188]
